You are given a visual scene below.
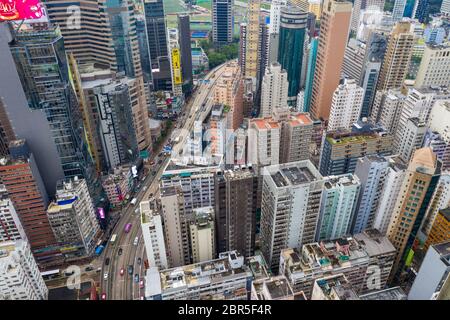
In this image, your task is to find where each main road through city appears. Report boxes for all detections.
[99,61,232,300]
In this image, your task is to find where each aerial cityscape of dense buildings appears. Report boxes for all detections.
[0,0,449,303]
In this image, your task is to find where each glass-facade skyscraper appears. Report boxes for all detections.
[212,0,234,45]
[278,6,307,106]
[303,38,318,112]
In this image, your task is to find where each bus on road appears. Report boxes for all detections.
[124,223,132,233]
[110,234,117,245]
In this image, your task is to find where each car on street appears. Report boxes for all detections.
[137,258,141,265]
[120,268,124,276]
[103,273,108,280]
[133,237,139,246]
[118,248,122,256]
[85,266,94,272]
[134,274,139,283]
[101,293,107,300]
[105,258,110,265]
[140,295,145,300]
[139,280,144,289]
[150,161,155,165]
[128,265,133,275]
[158,159,162,164]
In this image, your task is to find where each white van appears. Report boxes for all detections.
[133,237,139,246]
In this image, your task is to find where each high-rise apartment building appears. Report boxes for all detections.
[387,148,442,280]
[309,0,352,121]
[342,39,366,82]
[46,177,100,257]
[190,207,216,263]
[395,117,427,164]
[427,100,450,170]
[140,200,168,269]
[279,229,396,298]
[260,160,324,271]
[370,90,405,134]
[408,241,450,300]
[352,155,389,234]
[415,44,450,89]
[260,62,289,117]
[248,118,281,167]
[212,0,234,45]
[278,6,308,105]
[269,0,287,34]
[214,166,258,258]
[279,112,314,163]
[328,79,364,131]
[350,0,386,33]
[319,120,394,176]
[0,146,58,265]
[311,274,360,300]
[0,240,48,300]
[392,0,407,21]
[376,22,414,92]
[243,0,261,80]
[372,157,407,235]
[0,185,26,242]
[316,174,361,241]
[145,251,252,300]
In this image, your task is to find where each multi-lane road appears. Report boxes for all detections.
[99,62,231,300]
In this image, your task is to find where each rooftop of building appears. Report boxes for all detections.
[265,161,322,188]
[432,241,450,265]
[359,287,407,300]
[324,174,360,189]
[157,251,250,293]
[250,118,280,130]
[315,274,359,300]
[140,200,161,224]
[353,229,396,257]
[439,208,450,223]
[0,156,28,167]
[247,253,270,280]
[288,113,313,126]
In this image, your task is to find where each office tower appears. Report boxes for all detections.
[279,112,314,163]
[0,240,48,300]
[260,62,289,117]
[350,0,386,33]
[0,185,26,242]
[144,0,172,91]
[178,15,193,96]
[423,130,450,172]
[0,99,15,157]
[319,120,394,176]
[269,0,287,34]
[44,0,117,70]
[303,38,318,112]
[415,44,450,89]
[392,0,407,21]
[420,173,450,238]
[372,157,407,235]
[387,148,442,281]
[369,90,405,134]
[145,251,252,300]
[309,0,352,121]
[311,274,360,300]
[213,61,244,130]
[46,177,100,257]
[424,208,450,252]
[243,0,261,80]
[212,0,234,45]
[352,156,389,234]
[279,230,396,298]
[248,118,281,167]
[239,23,248,71]
[396,117,427,163]
[260,160,324,271]
[79,71,141,171]
[278,6,308,106]
[190,207,216,263]
[9,26,95,195]
[308,0,322,19]
[428,100,450,170]
[251,275,306,300]
[136,15,153,83]
[0,146,58,264]
[408,241,450,300]
[140,200,168,269]
[214,166,258,258]
[316,174,361,241]
[342,39,366,82]
[413,0,431,23]
[159,186,189,267]
[257,20,270,88]
[328,79,364,131]
[376,22,414,92]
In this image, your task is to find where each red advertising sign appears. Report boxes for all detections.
[0,0,43,21]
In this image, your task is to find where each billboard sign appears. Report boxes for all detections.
[97,207,105,219]
[0,0,43,21]
[171,48,183,85]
